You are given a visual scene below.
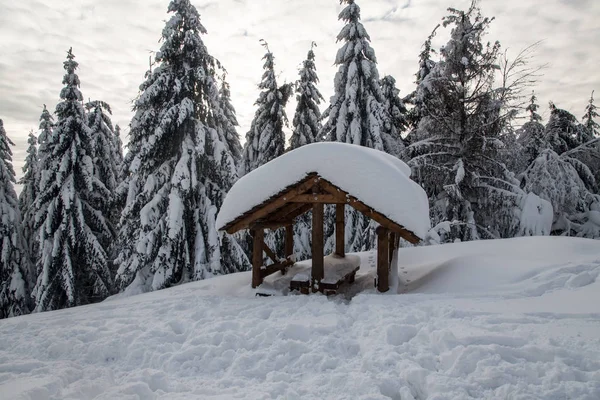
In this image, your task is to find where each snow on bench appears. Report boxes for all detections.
[290,254,360,294]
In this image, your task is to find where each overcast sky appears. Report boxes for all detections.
[1,0,599,177]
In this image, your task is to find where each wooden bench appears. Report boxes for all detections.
[290,254,360,295]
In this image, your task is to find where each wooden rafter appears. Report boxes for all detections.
[266,202,307,221]
[223,174,319,234]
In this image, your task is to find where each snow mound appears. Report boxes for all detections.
[216,142,430,238]
[1,237,600,399]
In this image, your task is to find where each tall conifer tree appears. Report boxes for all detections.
[321,0,390,150]
[37,105,55,179]
[321,0,395,253]
[290,42,323,150]
[18,131,39,275]
[380,75,408,157]
[240,40,292,176]
[116,0,249,293]
[33,49,113,311]
[517,92,547,166]
[217,74,243,169]
[583,91,599,138]
[406,1,523,241]
[289,43,325,260]
[0,120,30,318]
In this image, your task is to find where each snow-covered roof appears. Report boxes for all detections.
[216,143,430,239]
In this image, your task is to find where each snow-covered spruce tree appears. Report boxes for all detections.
[86,100,122,275]
[289,43,325,260]
[406,2,524,242]
[32,49,113,311]
[290,42,324,150]
[321,0,396,253]
[217,74,243,169]
[86,100,119,212]
[517,92,547,167]
[113,124,124,179]
[583,91,599,138]
[240,40,292,176]
[0,120,31,318]
[18,130,39,276]
[37,104,55,177]
[520,149,600,238]
[545,102,592,154]
[238,41,293,261]
[116,0,249,293]
[404,24,439,143]
[111,124,126,226]
[380,75,408,157]
[581,92,600,192]
[321,0,390,151]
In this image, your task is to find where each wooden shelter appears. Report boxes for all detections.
[219,172,422,293]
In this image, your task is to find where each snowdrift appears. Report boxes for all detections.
[1,237,599,399]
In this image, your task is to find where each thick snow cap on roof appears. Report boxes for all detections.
[216,143,431,238]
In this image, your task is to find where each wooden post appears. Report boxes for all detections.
[376,226,390,293]
[285,224,294,258]
[388,231,397,264]
[284,224,294,275]
[312,202,324,289]
[252,229,264,288]
[335,204,345,257]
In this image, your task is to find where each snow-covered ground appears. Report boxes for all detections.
[1,237,599,399]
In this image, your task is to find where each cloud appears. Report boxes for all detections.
[0,0,599,180]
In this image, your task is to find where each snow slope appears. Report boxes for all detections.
[1,237,600,399]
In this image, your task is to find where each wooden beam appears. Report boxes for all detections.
[335,203,345,257]
[260,258,295,279]
[224,174,319,234]
[262,203,313,226]
[311,202,324,289]
[263,241,279,264]
[249,221,293,231]
[285,224,294,259]
[252,229,264,288]
[376,226,390,293]
[289,194,347,203]
[277,203,312,222]
[265,202,306,222]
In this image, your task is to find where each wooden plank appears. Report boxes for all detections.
[289,194,346,203]
[376,226,390,293]
[311,202,324,288]
[252,229,264,288]
[263,241,279,264]
[317,178,421,244]
[224,174,319,234]
[285,224,294,259]
[335,203,345,257]
[319,266,360,291]
[260,258,295,279]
